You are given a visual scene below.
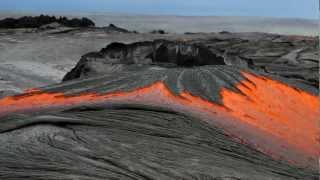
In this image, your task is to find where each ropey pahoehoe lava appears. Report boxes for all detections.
[0,33,320,180]
[0,69,318,170]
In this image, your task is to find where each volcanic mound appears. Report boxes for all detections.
[0,33,318,180]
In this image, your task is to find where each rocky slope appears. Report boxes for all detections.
[0,31,318,180]
[64,33,319,88]
[0,23,165,97]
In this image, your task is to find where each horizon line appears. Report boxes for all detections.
[0,9,318,21]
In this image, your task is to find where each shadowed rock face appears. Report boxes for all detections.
[0,15,95,29]
[0,32,319,180]
[63,40,226,81]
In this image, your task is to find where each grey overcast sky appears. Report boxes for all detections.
[0,0,318,19]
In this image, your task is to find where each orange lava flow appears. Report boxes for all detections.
[0,72,319,169]
[221,72,320,158]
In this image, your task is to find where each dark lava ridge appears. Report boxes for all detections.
[63,33,319,89]
[0,15,95,29]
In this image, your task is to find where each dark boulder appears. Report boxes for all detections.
[102,24,131,33]
[150,29,167,34]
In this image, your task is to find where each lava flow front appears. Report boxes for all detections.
[0,72,319,169]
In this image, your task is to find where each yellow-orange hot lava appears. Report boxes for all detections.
[222,73,319,158]
[0,72,319,169]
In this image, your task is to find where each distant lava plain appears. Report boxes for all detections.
[0,32,319,180]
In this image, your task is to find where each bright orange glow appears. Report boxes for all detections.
[221,72,320,157]
[0,72,318,169]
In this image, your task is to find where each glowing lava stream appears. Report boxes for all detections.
[0,72,319,169]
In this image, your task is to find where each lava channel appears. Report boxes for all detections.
[0,72,318,169]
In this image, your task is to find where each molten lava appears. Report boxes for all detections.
[221,73,319,157]
[0,72,318,169]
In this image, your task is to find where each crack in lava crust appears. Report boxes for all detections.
[0,72,319,169]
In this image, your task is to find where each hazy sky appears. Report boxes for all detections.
[0,0,318,19]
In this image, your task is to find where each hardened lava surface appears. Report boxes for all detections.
[0,33,319,180]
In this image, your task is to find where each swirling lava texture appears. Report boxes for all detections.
[0,66,318,171]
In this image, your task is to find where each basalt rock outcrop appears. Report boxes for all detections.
[0,32,319,180]
[0,15,95,29]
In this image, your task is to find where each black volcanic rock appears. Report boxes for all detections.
[63,40,226,81]
[102,24,131,33]
[150,29,167,34]
[63,33,319,88]
[0,15,95,29]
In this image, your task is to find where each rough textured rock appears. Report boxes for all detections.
[0,15,95,29]
[0,107,316,180]
[63,33,319,88]
[0,65,318,179]
[0,32,318,180]
[63,40,226,81]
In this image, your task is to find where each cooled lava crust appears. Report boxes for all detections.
[0,34,319,180]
